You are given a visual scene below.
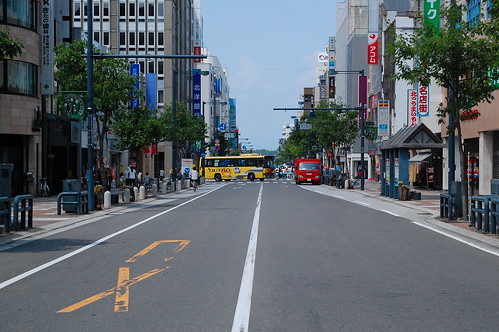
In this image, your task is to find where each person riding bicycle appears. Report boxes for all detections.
[190,166,199,190]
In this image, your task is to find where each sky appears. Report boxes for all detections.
[201,1,337,151]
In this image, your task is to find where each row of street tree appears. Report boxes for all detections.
[54,40,206,191]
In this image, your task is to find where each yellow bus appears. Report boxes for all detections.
[200,154,275,181]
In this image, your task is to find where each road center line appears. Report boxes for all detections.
[0,184,226,291]
[231,182,263,332]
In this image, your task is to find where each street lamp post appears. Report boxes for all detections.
[86,0,95,210]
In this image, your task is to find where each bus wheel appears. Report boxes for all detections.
[248,173,255,181]
[215,174,222,181]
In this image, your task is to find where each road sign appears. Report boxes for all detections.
[242,145,246,150]
[300,123,312,130]
[215,138,220,144]
[224,133,235,138]
[215,145,220,150]
[219,123,227,131]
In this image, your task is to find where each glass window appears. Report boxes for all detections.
[93,32,99,43]
[466,0,481,25]
[148,61,154,73]
[6,0,36,30]
[148,32,154,44]
[158,90,164,104]
[120,32,126,46]
[158,32,164,45]
[139,2,145,17]
[103,32,110,46]
[158,3,164,17]
[129,3,135,17]
[74,3,81,17]
[5,60,36,96]
[94,3,99,17]
[158,61,164,75]
[148,3,154,16]
[119,3,126,16]
[139,32,145,45]
[103,2,110,17]
[129,32,135,45]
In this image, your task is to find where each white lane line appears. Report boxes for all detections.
[0,184,227,291]
[231,182,263,332]
[355,200,370,206]
[412,221,499,257]
[381,209,400,217]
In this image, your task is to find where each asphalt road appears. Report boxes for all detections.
[0,180,498,331]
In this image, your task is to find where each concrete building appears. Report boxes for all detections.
[1,0,45,196]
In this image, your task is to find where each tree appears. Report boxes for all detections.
[0,28,24,59]
[159,102,207,166]
[55,40,139,191]
[311,101,359,165]
[278,101,359,166]
[388,1,499,219]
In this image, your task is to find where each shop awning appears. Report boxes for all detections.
[409,153,432,163]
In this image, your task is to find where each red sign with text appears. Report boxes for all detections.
[368,33,379,65]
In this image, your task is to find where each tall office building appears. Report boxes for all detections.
[70,0,194,176]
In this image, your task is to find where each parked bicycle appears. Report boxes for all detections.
[40,177,50,197]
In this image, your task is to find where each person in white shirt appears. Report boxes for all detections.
[190,166,199,190]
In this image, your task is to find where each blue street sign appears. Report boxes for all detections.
[219,123,227,131]
[242,145,246,150]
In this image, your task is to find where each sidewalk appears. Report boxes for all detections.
[0,189,182,247]
[350,179,499,241]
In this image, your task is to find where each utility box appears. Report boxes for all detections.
[450,181,462,218]
[62,179,81,212]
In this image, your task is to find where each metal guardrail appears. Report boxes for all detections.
[0,196,10,232]
[470,196,491,232]
[440,193,453,219]
[57,191,89,215]
[13,194,33,231]
[489,199,499,235]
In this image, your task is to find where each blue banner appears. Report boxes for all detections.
[130,64,140,108]
[192,69,201,117]
[146,73,157,111]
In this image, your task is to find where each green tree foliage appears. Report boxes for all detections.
[0,28,24,59]
[278,101,358,164]
[387,0,499,218]
[54,40,139,190]
[160,102,207,160]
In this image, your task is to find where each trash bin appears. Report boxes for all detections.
[62,179,81,212]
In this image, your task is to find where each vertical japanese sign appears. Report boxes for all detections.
[193,8,202,63]
[408,89,418,126]
[368,33,379,65]
[130,64,140,108]
[192,69,201,117]
[424,0,440,35]
[378,100,390,136]
[41,0,54,95]
[417,84,430,117]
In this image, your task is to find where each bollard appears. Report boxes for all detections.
[152,184,157,196]
[177,180,182,190]
[124,188,130,204]
[134,187,139,201]
[139,186,146,200]
[162,182,167,194]
[103,191,111,209]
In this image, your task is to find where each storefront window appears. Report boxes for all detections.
[4,0,36,30]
